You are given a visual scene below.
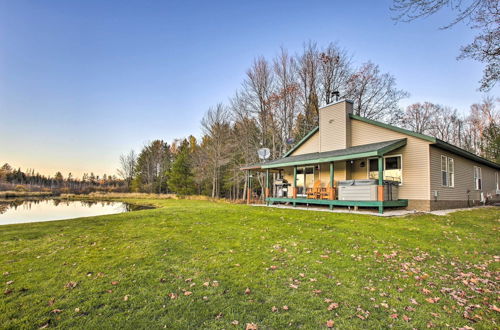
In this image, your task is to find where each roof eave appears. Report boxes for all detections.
[434,140,500,170]
[283,126,319,157]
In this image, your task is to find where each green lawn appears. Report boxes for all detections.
[1,199,499,329]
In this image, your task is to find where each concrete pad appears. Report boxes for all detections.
[252,204,498,217]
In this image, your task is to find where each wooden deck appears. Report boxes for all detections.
[265,197,408,214]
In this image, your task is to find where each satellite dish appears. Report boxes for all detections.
[257,148,271,160]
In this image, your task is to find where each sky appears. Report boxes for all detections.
[0,0,498,178]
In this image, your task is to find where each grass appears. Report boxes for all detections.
[0,198,499,329]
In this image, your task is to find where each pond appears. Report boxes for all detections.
[0,199,151,225]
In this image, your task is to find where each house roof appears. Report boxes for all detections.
[350,114,500,170]
[247,138,407,169]
[243,112,500,171]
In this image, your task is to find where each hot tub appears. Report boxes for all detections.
[338,179,399,201]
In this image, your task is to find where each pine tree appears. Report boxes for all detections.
[168,140,195,195]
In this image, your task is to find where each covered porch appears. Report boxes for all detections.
[242,139,408,214]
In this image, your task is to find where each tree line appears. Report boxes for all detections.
[119,41,499,199]
[0,163,125,193]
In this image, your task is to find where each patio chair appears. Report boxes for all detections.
[306,180,321,199]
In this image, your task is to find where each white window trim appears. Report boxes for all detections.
[496,172,499,191]
[474,166,482,191]
[448,157,454,188]
[440,155,455,188]
[367,154,403,185]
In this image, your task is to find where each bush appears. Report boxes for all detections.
[15,185,28,192]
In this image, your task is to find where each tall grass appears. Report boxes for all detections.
[0,191,55,198]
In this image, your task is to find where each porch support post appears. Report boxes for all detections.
[265,169,270,204]
[329,162,334,187]
[293,166,297,199]
[329,162,335,202]
[377,156,384,214]
[247,170,251,204]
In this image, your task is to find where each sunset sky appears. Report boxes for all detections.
[0,0,497,178]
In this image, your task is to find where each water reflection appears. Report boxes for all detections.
[0,199,152,225]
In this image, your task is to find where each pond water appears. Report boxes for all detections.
[0,199,150,225]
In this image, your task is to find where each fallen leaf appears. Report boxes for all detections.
[402,314,410,322]
[185,278,193,282]
[312,289,322,294]
[123,295,129,301]
[245,323,258,330]
[64,281,77,289]
[159,278,167,283]
[51,309,63,314]
[327,303,339,311]
[74,308,80,313]
[356,314,365,320]
[184,291,192,296]
[6,280,14,285]
[425,297,440,304]
[390,314,398,319]
[326,319,335,328]
[48,298,56,306]
[271,306,278,312]
[410,298,419,305]
[111,281,119,285]
[203,282,210,287]
[282,305,289,311]
[215,313,223,319]
[245,288,251,295]
[231,320,239,325]
[168,293,178,299]
[289,284,298,289]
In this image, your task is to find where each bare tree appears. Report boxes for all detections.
[318,43,352,104]
[296,42,320,129]
[271,47,300,156]
[243,57,275,149]
[391,0,499,91]
[117,150,137,189]
[201,103,233,198]
[346,62,409,122]
[398,102,439,134]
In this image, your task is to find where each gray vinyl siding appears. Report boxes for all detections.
[429,145,500,202]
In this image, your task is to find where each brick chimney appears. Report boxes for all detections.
[319,100,353,152]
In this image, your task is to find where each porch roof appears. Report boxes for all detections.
[242,138,407,170]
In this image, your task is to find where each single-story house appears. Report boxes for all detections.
[242,99,500,213]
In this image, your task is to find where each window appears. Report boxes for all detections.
[441,155,454,187]
[368,155,403,184]
[474,166,482,190]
